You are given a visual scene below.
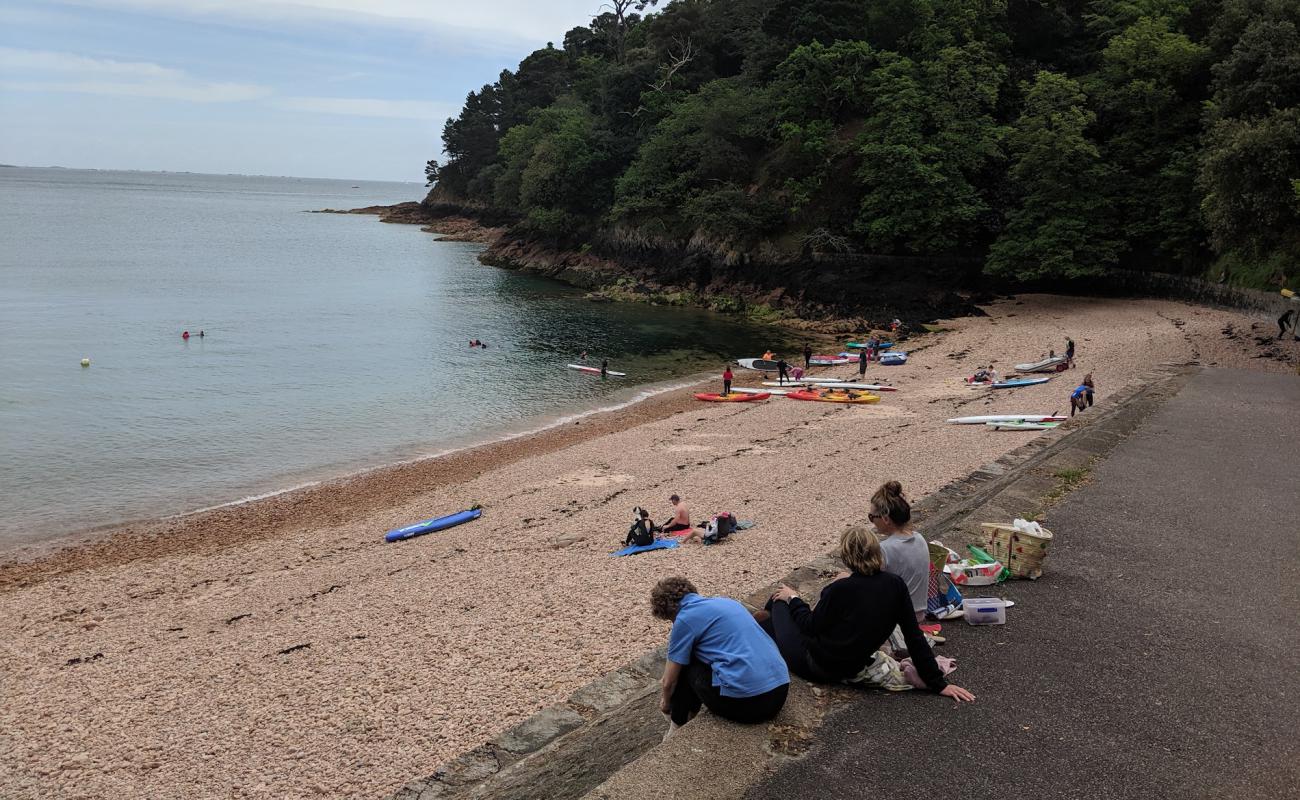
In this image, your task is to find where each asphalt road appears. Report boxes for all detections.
[747,368,1300,800]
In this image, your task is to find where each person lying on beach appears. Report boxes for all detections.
[755,526,974,703]
[871,481,929,623]
[662,494,691,533]
[652,577,789,740]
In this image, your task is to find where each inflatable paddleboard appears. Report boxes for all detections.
[967,377,1054,389]
[1014,356,1066,373]
[809,355,854,366]
[879,352,907,365]
[567,363,627,377]
[736,358,783,371]
[385,508,481,542]
[761,378,844,387]
[987,420,1062,431]
[734,386,793,396]
[947,414,1066,425]
[695,391,771,402]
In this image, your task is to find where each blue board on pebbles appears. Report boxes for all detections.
[611,539,680,557]
[385,508,482,542]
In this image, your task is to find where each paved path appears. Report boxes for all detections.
[748,368,1299,800]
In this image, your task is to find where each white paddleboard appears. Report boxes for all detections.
[1014,356,1066,373]
[733,386,793,396]
[948,414,1066,424]
[986,420,1062,430]
[761,379,846,388]
[567,363,626,377]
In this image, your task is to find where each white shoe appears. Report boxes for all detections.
[663,721,680,743]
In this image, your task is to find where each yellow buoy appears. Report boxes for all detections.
[81,358,91,367]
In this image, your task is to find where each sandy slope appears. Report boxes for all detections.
[0,295,1294,799]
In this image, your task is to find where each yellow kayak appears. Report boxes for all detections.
[788,389,881,404]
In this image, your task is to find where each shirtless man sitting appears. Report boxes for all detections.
[662,494,691,533]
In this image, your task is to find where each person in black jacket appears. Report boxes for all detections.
[757,525,975,702]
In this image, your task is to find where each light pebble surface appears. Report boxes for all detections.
[1,295,1295,799]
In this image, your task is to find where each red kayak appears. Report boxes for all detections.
[695,392,771,402]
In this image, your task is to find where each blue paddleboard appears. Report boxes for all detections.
[385,508,482,542]
[991,377,1052,389]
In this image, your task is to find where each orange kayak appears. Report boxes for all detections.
[695,392,771,402]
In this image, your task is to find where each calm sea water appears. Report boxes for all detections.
[0,167,792,547]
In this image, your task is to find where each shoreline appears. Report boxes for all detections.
[0,369,742,590]
[3,295,1295,800]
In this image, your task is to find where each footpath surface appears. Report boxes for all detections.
[744,367,1299,800]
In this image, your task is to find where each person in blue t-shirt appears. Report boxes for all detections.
[1070,373,1095,416]
[650,577,790,740]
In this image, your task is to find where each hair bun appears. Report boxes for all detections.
[884,480,904,497]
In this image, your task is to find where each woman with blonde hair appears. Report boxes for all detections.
[759,526,975,702]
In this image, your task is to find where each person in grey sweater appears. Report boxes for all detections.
[870,481,930,622]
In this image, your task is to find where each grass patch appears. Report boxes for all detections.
[1042,462,1094,505]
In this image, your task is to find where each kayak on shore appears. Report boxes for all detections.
[695,391,771,402]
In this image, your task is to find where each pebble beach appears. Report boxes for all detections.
[1,294,1296,799]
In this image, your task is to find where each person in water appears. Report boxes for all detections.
[652,577,789,740]
[755,526,974,702]
[777,358,790,385]
[663,494,691,533]
[600,359,609,378]
[722,365,733,396]
[803,343,812,370]
[1070,373,1096,416]
[198,330,205,338]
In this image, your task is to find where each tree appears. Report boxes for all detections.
[424,159,440,187]
[987,71,1120,279]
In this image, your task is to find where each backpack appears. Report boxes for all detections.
[701,512,736,545]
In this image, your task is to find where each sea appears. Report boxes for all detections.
[0,167,794,548]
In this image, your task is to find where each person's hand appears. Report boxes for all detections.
[939,684,975,703]
[772,584,799,603]
[660,695,671,715]
[833,570,851,581]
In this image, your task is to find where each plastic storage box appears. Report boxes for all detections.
[963,597,1008,625]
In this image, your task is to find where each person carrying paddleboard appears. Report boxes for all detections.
[777,358,790,385]
[722,365,734,396]
[763,349,775,360]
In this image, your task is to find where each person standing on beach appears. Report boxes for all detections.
[652,577,789,741]
[803,343,812,370]
[858,348,867,378]
[601,359,609,379]
[663,495,691,533]
[1066,338,1076,368]
[777,358,790,385]
[722,365,733,396]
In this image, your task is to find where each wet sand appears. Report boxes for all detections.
[1,295,1295,799]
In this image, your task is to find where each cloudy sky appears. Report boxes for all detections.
[0,0,609,181]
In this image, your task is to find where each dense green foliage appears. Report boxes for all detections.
[429,0,1300,285]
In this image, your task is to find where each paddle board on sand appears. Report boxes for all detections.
[735,386,793,396]
[948,414,1066,425]
[385,508,481,542]
[1014,356,1066,373]
[846,341,894,350]
[986,420,1062,430]
[567,363,627,377]
[764,381,897,391]
[968,377,1053,389]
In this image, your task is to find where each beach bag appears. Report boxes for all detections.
[980,521,1053,579]
[701,512,736,545]
[843,651,912,692]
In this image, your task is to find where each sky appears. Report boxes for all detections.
[0,0,611,181]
